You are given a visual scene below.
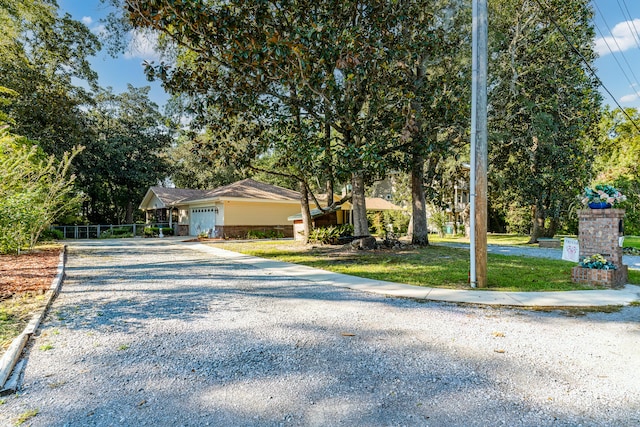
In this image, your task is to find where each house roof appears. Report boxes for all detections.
[148,187,210,206]
[287,207,342,221]
[287,197,403,221]
[139,179,300,210]
[365,197,403,211]
[197,178,300,202]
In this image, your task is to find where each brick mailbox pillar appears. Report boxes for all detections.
[571,209,627,288]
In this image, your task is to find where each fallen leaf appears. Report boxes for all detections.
[341,332,356,337]
[494,349,505,353]
[492,331,505,337]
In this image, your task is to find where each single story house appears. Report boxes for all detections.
[139,179,302,238]
[288,196,404,240]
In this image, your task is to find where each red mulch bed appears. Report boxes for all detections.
[0,247,62,299]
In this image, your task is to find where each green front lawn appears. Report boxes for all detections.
[623,236,640,249]
[430,233,531,246]
[431,233,640,250]
[207,240,640,292]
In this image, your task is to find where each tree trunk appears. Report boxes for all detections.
[528,204,545,243]
[125,200,134,224]
[324,107,334,206]
[411,154,429,246]
[299,181,312,244]
[351,171,370,237]
[325,179,334,208]
[547,216,559,238]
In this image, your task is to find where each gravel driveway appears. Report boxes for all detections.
[2,239,640,426]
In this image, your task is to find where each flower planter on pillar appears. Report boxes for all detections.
[571,267,627,288]
[571,208,627,288]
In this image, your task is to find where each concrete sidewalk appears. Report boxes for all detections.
[178,241,640,308]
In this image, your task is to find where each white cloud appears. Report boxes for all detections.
[92,24,108,38]
[619,93,639,103]
[594,19,640,56]
[81,16,93,25]
[124,29,161,61]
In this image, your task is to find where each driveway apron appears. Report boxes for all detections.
[2,239,639,426]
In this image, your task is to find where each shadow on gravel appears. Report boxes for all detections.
[6,241,639,425]
[21,315,638,426]
[54,243,640,333]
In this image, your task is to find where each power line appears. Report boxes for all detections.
[593,1,640,100]
[618,0,640,50]
[592,19,640,101]
[531,0,640,134]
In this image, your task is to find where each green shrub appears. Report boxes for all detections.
[367,212,385,236]
[309,224,354,244]
[368,211,409,237]
[383,210,410,235]
[143,227,174,237]
[0,193,46,252]
[246,229,284,239]
[429,209,448,237]
[39,228,64,241]
[100,227,134,239]
[0,126,83,254]
[504,203,531,234]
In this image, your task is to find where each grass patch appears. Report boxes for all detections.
[15,409,39,426]
[118,344,130,351]
[533,305,624,316]
[431,233,640,250]
[207,240,639,292]
[39,343,53,351]
[0,293,47,352]
[429,233,531,246]
[623,236,640,249]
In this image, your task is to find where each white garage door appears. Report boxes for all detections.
[190,207,216,236]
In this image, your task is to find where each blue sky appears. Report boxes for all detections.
[592,0,640,110]
[58,0,170,107]
[58,0,640,110]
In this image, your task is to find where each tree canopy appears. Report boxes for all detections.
[0,1,174,227]
[594,107,640,234]
[487,0,601,241]
[0,0,618,245]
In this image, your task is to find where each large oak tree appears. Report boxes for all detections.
[488,0,601,242]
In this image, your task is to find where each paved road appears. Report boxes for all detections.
[440,242,640,269]
[2,239,640,426]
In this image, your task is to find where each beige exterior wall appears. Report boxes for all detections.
[223,200,301,226]
[146,194,165,209]
[178,208,189,225]
[293,221,305,241]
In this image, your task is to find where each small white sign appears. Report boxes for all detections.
[562,238,580,263]
[619,236,625,247]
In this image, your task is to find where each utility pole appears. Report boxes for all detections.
[470,0,488,288]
